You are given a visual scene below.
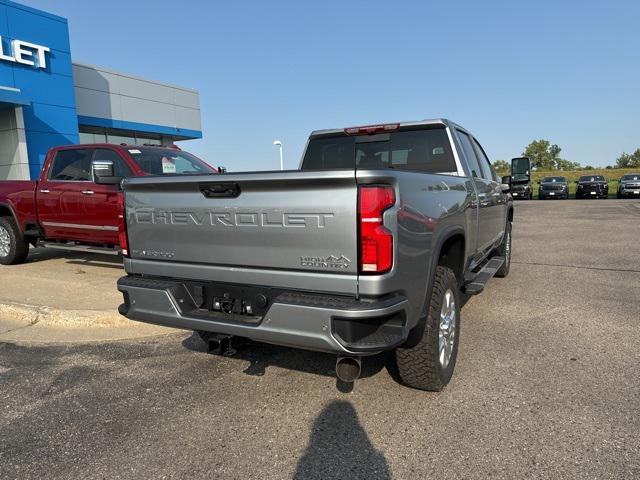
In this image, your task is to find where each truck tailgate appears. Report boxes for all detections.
[123,170,358,275]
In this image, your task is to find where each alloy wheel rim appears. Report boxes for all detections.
[438,289,456,368]
[0,226,10,257]
[505,229,511,267]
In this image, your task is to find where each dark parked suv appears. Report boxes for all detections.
[617,173,640,198]
[576,175,608,199]
[538,176,569,199]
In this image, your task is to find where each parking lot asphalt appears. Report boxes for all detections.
[1,199,639,479]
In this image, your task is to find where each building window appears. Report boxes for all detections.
[79,126,107,144]
[135,134,162,146]
[106,129,136,146]
[79,125,166,146]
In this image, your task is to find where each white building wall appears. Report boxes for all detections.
[0,107,30,180]
[72,62,202,134]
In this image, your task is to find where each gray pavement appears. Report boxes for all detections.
[1,199,639,479]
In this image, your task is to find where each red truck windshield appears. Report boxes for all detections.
[126,147,215,175]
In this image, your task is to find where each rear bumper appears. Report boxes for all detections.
[117,276,409,355]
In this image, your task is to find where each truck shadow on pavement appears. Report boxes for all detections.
[25,248,123,269]
[293,400,391,480]
[181,290,473,393]
[181,333,388,392]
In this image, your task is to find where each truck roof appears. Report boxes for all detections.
[51,143,180,151]
[309,118,458,138]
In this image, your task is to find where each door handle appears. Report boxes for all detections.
[39,189,50,194]
[81,190,95,195]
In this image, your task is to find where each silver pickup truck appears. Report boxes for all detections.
[117,119,513,391]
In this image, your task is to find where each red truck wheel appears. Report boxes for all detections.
[0,217,29,265]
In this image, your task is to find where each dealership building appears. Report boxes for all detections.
[0,0,202,180]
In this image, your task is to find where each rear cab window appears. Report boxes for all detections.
[302,126,458,175]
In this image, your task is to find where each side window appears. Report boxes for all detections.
[92,149,132,178]
[49,149,93,181]
[457,131,484,179]
[473,139,497,182]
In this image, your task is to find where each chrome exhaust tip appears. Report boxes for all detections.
[335,356,362,383]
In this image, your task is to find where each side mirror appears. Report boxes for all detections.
[93,160,123,185]
[501,175,511,193]
[217,166,227,173]
[511,157,531,183]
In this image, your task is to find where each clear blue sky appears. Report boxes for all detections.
[25,0,640,170]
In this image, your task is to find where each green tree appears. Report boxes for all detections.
[615,149,640,168]
[492,159,510,173]
[523,140,563,170]
[556,158,581,171]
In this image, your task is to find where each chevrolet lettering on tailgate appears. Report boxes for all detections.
[129,209,335,228]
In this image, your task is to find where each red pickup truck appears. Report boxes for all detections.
[0,143,218,265]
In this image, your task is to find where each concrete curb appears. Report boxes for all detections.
[0,301,128,328]
[0,301,175,343]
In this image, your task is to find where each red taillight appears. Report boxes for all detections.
[358,186,395,274]
[117,192,129,257]
[344,123,399,136]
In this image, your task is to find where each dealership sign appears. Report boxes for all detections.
[0,36,50,69]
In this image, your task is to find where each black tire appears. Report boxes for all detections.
[394,266,460,391]
[0,216,29,266]
[494,221,512,278]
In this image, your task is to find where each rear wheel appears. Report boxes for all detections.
[394,266,460,391]
[0,216,29,265]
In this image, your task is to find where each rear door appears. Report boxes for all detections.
[37,148,97,242]
[456,131,496,253]
[472,137,506,239]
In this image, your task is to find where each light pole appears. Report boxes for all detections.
[273,140,283,170]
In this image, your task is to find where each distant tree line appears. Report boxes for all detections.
[493,140,640,172]
[615,149,640,168]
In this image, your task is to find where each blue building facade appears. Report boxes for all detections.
[0,1,201,180]
[0,0,79,179]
